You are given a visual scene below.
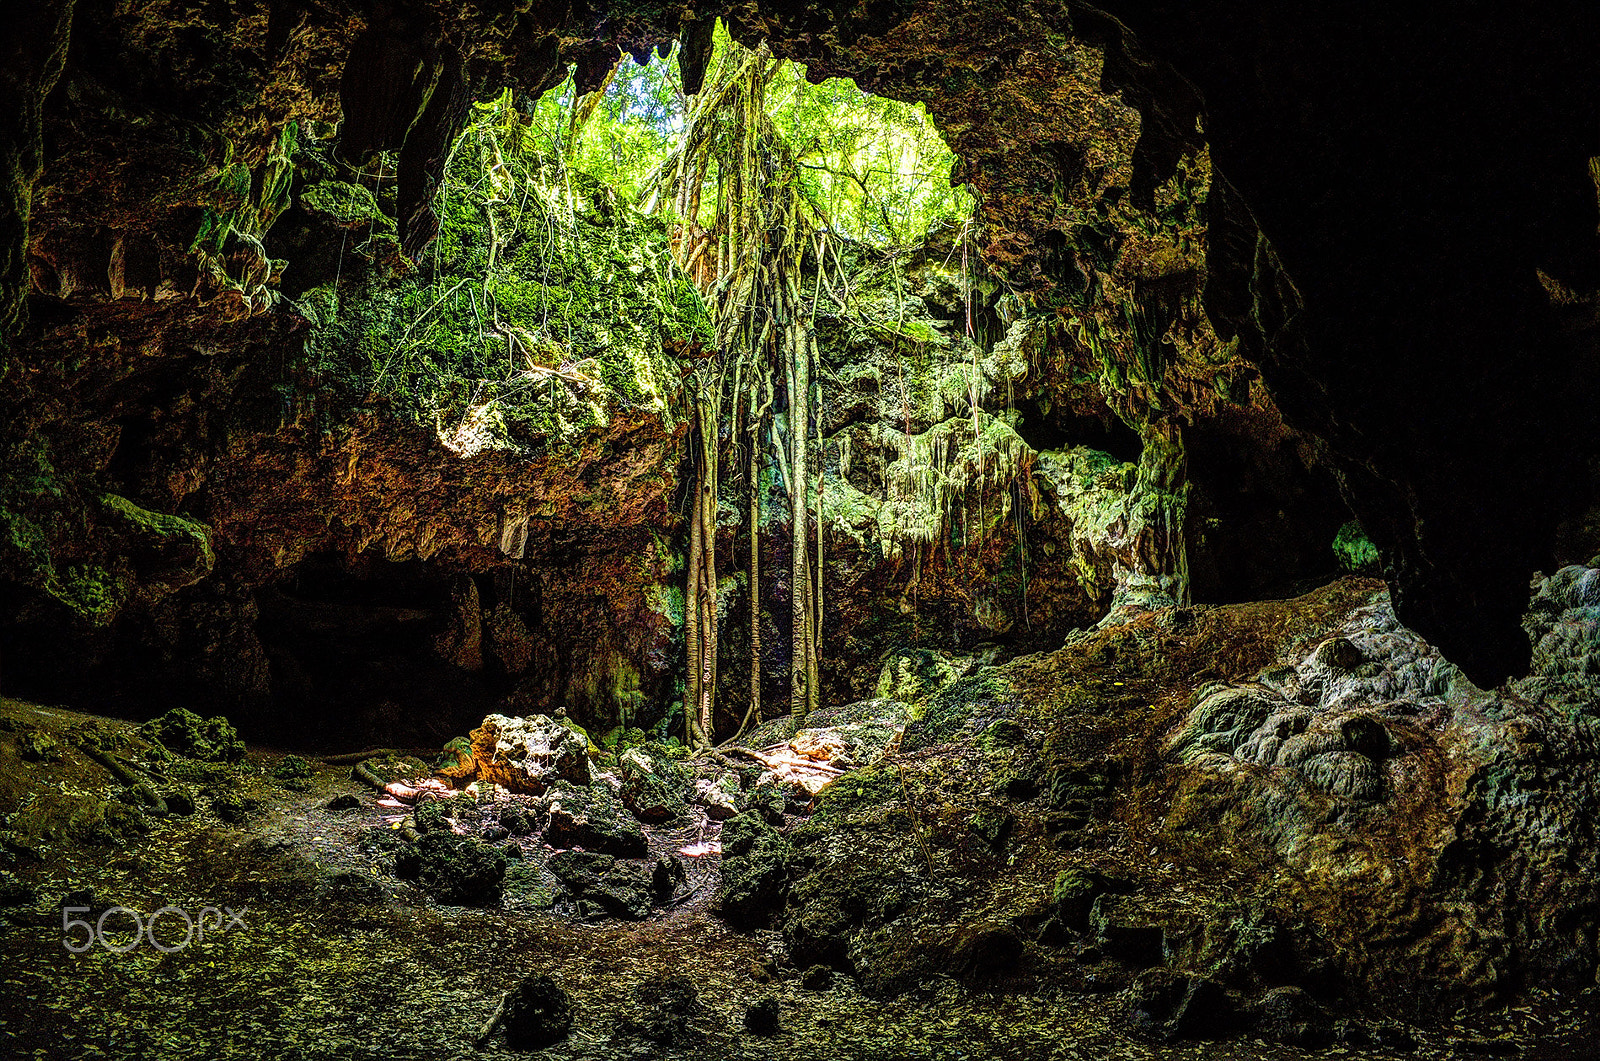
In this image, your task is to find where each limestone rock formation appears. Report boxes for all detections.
[464,714,591,795]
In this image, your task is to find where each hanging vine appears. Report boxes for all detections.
[644,35,826,744]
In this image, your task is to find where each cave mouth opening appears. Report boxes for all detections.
[504,27,975,256]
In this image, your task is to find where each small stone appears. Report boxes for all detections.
[325,793,360,811]
[498,806,532,835]
[744,998,780,1036]
[481,824,509,842]
[164,789,197,816]
[207,791,259,824]
[502,973,572,1049]
[619,746,689,824]
[413,799,450,834]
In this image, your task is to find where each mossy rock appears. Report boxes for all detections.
[16,729,61,763]
[140,708,245,762]
[899,671,1013,752]
[272,755,313,790]
[404,832,507,905]
[712,812,795,929]
[802,764,903,830]
[617,745,689,823]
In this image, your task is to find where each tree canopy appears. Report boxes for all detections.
[521,25,971,248]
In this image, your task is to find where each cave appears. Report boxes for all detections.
[2,2,1599,1057]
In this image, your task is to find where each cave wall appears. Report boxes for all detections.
[3,0,1596,733]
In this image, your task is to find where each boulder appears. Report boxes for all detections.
[502,973,572,1050]
[693,774,741,820]
[1123,969,1237,1042]
[139,708,245,762]
[618,745,688,823]
[738,781,787,825]
[467,714,590,794]
[407,833,507,905]
[548,850,652,920]
[712,812,794,929]
[544,781,647,857]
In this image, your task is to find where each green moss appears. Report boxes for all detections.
[802,764,905,831]
[48,564,127,624]
[300,111,699,456]
[1333,520,1380,575]
[299,180,392,229]
[140,708,246,763]
[101,494,214,567]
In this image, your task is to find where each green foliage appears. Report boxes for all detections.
[766,54,972,246]
[1333,520,1380,575]
[300,94,707,454]
[525,24,969,249]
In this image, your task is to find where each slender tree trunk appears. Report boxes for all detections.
[683,449,703,745]
[697,396,719,743]
[788,322,812,728]
[749,412,762,726]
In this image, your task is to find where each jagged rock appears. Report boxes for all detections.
[466,715,591,795]
[544,781,647,857]
[693,775,741,821]
[502,973,572,1050]
[1123,969,1237,1042]
[618,745,688,823]
[16,730,59,762]
[548,849,652,920]
[738,781,787,825]
[712,812,794,929]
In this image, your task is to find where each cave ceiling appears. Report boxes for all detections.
[4,0,1598,685]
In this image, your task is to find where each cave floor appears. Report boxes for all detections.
[0,698,1596,1061]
